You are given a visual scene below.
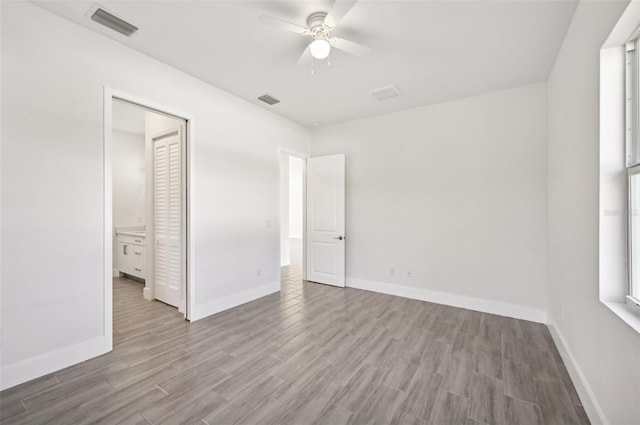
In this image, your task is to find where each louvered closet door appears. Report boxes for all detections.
[154,128,183,308]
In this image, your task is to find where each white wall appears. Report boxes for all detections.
[547,1,640,424]
[112,127,145,230]
[0,1,309,389]
[288,156,304,240]
[112,127,145,273]
[311,83,549,320]
[112,101,146,243]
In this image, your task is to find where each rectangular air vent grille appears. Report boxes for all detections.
[371,84,402,101]
[91,8,138,37]
[257,94,280,105]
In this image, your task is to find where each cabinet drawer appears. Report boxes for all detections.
[117,234,145,246]
[132,246,144,276]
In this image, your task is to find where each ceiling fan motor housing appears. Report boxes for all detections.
[307,11,330,40]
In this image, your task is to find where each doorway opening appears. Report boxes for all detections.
[105,89,192,351]
[279,152,347,290]
[280,151,307,290]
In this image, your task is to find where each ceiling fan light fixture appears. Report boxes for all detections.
[309,39,331,60]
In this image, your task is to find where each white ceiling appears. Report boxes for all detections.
[33,0,577,128]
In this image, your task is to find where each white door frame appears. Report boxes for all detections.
[103,87,195,351]
[278,147,309,284]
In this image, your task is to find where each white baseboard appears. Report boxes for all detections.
[112,267,119,278]
[547,319,608,425]
[346,278,547,323]
[190,281,280,322]
[0,336,109,391]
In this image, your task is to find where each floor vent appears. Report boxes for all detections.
[371,84,402,101]
[258,94,280,105]
[91,7,138,37]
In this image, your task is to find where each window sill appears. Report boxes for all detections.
[602,300,640,334]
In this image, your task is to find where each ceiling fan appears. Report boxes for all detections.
[258,0,372,68]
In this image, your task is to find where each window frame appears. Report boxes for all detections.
[625,38,640,312]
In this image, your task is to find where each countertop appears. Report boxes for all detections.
[116,229,146,238]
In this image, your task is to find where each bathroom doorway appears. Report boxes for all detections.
[104,89,193,350]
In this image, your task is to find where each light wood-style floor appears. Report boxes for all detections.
[1,247,588,425]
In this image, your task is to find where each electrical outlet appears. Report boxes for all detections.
[265,220,272,228]
[389,267,395,276]
[407,270,413,278]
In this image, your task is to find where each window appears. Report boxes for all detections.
[628,170,640,303]
[626,39,640,310]
[599,7,640,333]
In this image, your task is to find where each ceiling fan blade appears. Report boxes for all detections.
[296,45,312,69]
[324,0,358,27]
[258,15,307,34]
[331,37,372,56]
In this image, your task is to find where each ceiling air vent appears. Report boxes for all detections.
[90,7,138,37]
[257,94,280,105]
[371,84,402,101]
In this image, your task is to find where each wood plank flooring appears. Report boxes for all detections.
[1,254,588,424]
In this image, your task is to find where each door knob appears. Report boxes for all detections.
[334,235,345,240]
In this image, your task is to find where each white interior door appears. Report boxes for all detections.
[153,127,184,308]
[306,154,346,287]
